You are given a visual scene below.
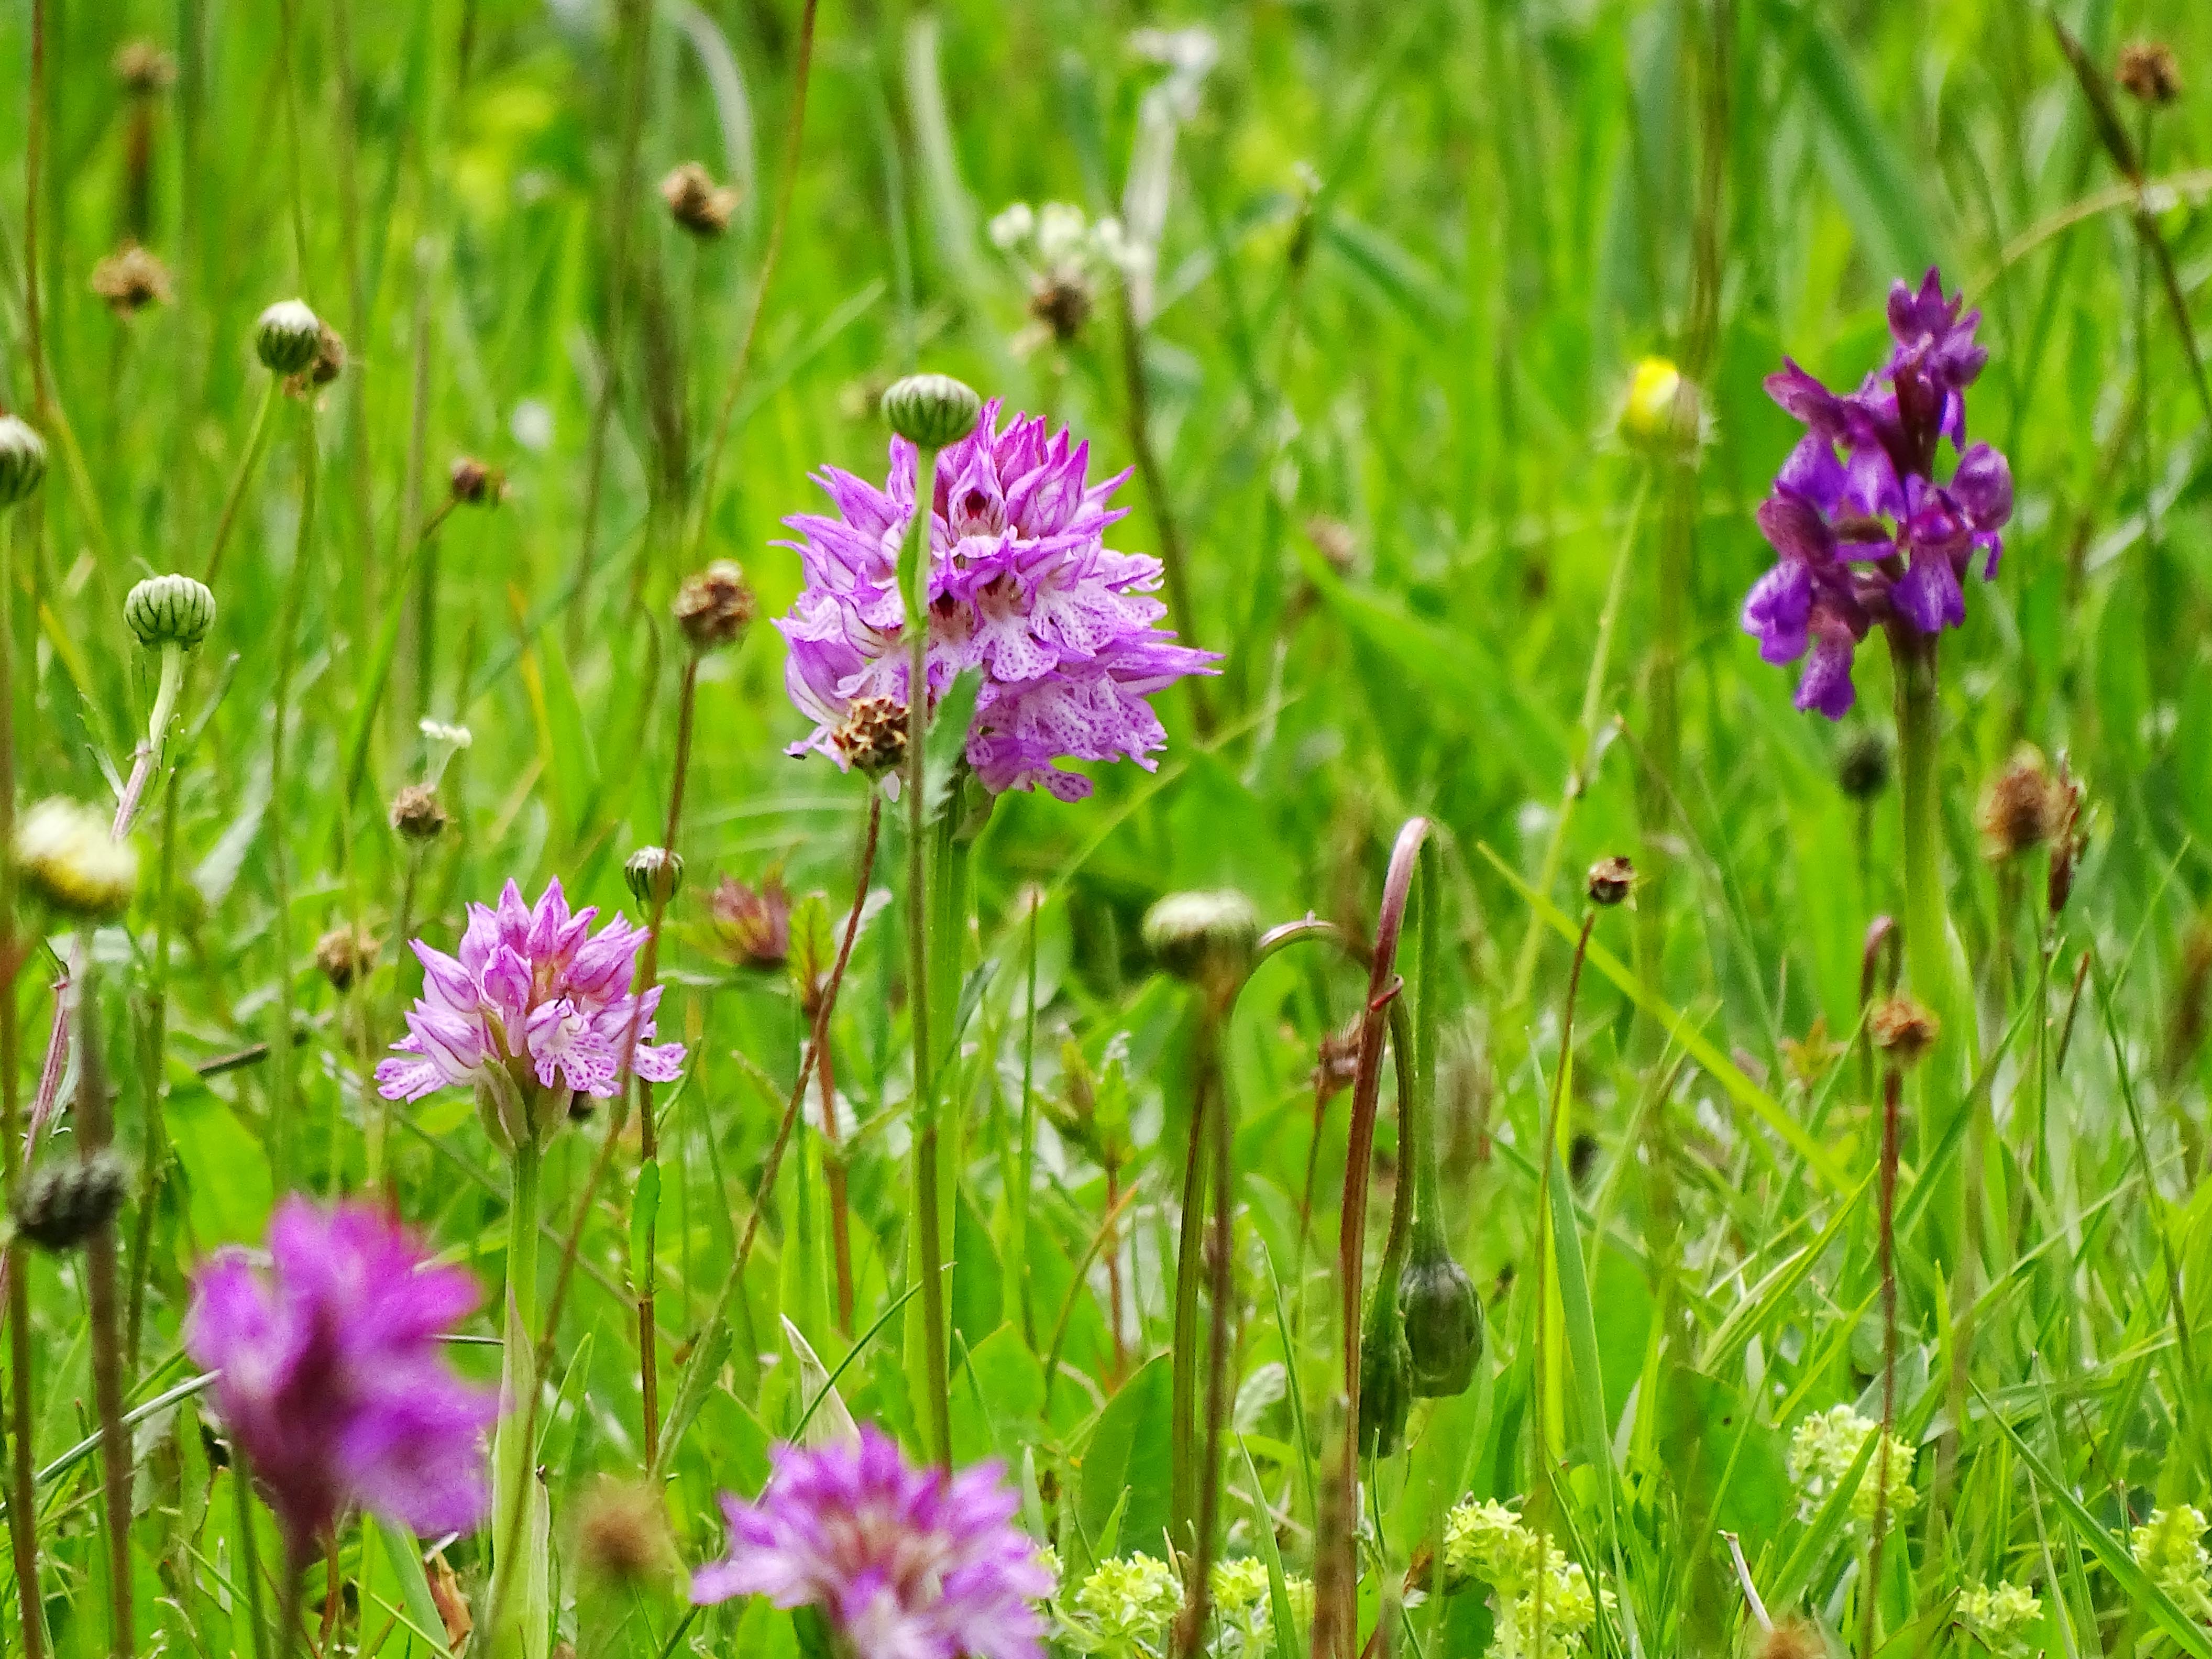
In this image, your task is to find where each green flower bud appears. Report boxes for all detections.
[0,415,49,509]
[16,798,137,920]
[1142,889,1259,990]
[255,299,322,375]
[881,373,982,449]
[9,1152,129,1253]
[124,573,217,650]
[624,846,684,908]
[1399,1236,1483,1398]
[1357,1295,1414,1458]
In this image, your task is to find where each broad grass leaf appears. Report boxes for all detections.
[1796,24,1941,281]
[167,1078,274,1246]
[1079,1354,1174,1561]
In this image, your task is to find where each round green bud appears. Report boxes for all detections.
[0,415,49,509]
[255,299,322,375]
[625,846,684,908]
[881,373,982,449]
[124,573,217,650]
[1141,889,1260,989]
[15,798,138,921]
[10,1152,129,1253]
[1357,1301,1414,1459]
[1399,1239,1483,1398]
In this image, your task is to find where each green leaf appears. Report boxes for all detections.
[924,666,984,821]
[1079,1354,1175,1560]
[167,1082,275,1246]
[1796,24,1942,280]
[375,1522,454,1658]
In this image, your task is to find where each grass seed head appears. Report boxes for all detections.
[114,40,177,96]
[1142,888,1260,990]
[1977,748,2056,862]
[314,925,380,992]
[1837,729,1891,801]
[830,695,908,778]
[1868,995,1940,1068]
[449,455,503,506]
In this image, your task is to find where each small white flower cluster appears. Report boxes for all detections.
[987,202,1142,350]
[1955,1581,2040,1651]
[1059,1553,1311,1656]
[1443,1499,1609,1659]
[2134,1505,2212,1620]
[1786,1406,1918,1531]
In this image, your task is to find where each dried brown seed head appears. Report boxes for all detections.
[831,695,909,779]
[314,925,380,992]
[1587,855,1635,907]
[2118,41,2183,106]
[1977,748,2056,863]
[1869,995,1940,1069]
[674,561,756,654]
[661,162,739,238]
[390,784,449,843]
[91,244,173,314]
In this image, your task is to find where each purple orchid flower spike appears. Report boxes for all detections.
[776,401,1219,801]
[1742,267,2013,718]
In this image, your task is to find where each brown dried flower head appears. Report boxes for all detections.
[115,40,177,97]
[314,925,380,992]
[1587,855,1635,907]
[1312,1019,1363,1104]
[674,560,756,654]
[709,872,792,970]
[661,162,739,238]
[390,784,449,843]
[1028,276,1094,343]
[449,456,504,506]
[284,322,347,397]
[2046,754,2087,917]
[1869,995,1940,1069]
[91,245,173,315]
[1756,1620,1829,1659]
[831,695,909,779]
[2118,41,2183,107]
[574,1478,675,1587]
[1977,747,2056,863]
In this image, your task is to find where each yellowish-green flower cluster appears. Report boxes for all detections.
[1442,1499,1606,1659]
[1069,1553,1181,1651]
[1787,1406,1918,1529]
[1956,1582,2040,1651]
[2134,1506,2212,1620]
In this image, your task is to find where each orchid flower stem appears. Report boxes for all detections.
[489,1136,545,1659]
[1861,1063,1904,1659]
[229,1443,269,1659]
[76,939,134,1658]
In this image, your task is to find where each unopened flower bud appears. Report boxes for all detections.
[1399,1234,1482,1398]
[290,321,346,391]
[389,784,448,843]
[314,925,379,992]
[10,1152,129,1253]
[574,1477,675,1587]
[661,162,739,239]
[91,245,173,315]
[1621,356,1700,454]
[16,799,137,920]
[881,373,982,449]
[1356,1299,1413,1458]
[830,696,908,779]
[624,846,684,908]
[1977,748,2055,863]
[2118,41,2183,107]
[255,299,322,375]
[1142,890,1260,989]
[449,456,503,506]
[1586,855,1634,907]
[1869,995,1940,1069]
[673,561,755,654]
[1837,729,1891,801]
[709,872,790,969]
[125,573,217,650]
[0,415,49,509]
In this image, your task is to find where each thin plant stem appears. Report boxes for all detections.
[124,765,184,1369]
[1168,1015,1217,1550]
[488,1137,545,1659]
[1177,1003,1239,1659]
[1861,1063,1905,1659]
[230,1443,269,1659]
[1011,892,1039,1346]
[0,511,47,1659]
[76,941,134,1658]
[275,1555,305,1659]
[201,380,283,589]
[26,0,47,414]
[267,403,319,1190]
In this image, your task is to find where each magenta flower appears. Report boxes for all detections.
[777,400,1218,801]
[1743,268,2014,717]
[375,877,683,1149]
[691,1425,1052,1659]
[184,1199,497,1559]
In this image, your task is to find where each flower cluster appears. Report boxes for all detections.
[1742,268,2013,717]
[690,1425,1052,1659]
[375,877,684,1149]
[2133,1504,2212,1620]
[1956,1582,2041,1652]
[1443,1499,1607,1659]
[988,203,1137,346]
[1067,1554,1180,1651]
[1786,1405,1918,1530]
[778,402,1219,800]
[183,1200,497,1559]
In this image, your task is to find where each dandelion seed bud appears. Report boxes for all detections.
[1837,729,1891,801]
[91,244,173,315]
[881,373,983,449]
[389,784,449,843]
[125,573,217,650]
[1399,1234,1483,1398]
[114,40,176,96]
[449,456,502,506]
[314,925,379,992]
[1586,855,1635,908]
[1621,356,1700,454]
[1976,748,2055,863]
[15,799,137,920]
[1868,995,1939,1069]
[0,415,49,509]
[1356,1300,1414,1458]
[2118,41,2183,107]
[673,561,755,654]
[624,846,684,908]
[1142,889,1260,990]
[660,162,739,239]
[709,872,790,969]
[255,299,322,375]
[574,1478,675,1588]
[830,696,908,779]
[9,1152,129,1253]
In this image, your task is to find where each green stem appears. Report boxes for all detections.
[489,1137,545,1659]
[1890,625,1964,1231]
[1169,1008,1219,1552]
[267,403,318,1192]
[77,942,134,1658]
[229,1443,269,1659]
[201,379,281,588]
